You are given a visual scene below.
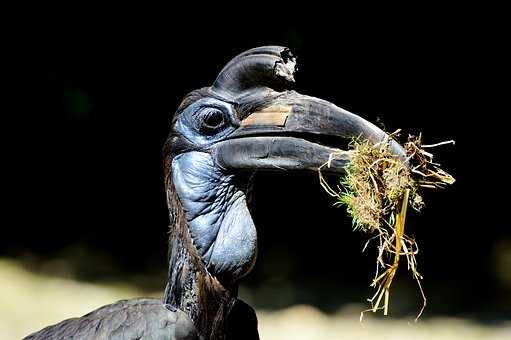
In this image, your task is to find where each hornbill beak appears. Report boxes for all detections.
[210,46,405,175]
[213,96,405,175]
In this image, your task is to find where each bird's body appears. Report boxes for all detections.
[26,46,403,339]
[25,299,200,340]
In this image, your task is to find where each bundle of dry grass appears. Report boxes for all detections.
[319,131,455,320]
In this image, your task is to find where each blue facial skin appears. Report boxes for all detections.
[171,98,257,282]
[174,98,239,146]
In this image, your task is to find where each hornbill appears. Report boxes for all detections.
[25,46,404,340]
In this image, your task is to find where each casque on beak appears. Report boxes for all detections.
[208,46,405,174]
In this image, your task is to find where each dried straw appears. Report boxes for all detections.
[318,132,454,320]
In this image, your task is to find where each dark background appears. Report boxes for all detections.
[6,9,510,320]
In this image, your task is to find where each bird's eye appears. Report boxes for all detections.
[200,108,227,134]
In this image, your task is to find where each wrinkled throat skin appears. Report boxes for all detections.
[172,151,257,283]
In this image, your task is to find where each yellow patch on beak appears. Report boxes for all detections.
[240,105,292,127]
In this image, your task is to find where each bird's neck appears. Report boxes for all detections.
[163,181,238,340]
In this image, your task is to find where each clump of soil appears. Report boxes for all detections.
[319,131,454,320]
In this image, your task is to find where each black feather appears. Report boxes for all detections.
[24,298,201,340]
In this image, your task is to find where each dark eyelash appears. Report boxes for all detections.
[198,108,227,134]
[203,111,225,128]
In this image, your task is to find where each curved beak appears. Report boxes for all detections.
[212,92,405,175]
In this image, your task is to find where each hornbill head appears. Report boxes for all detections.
[163,47,404,328]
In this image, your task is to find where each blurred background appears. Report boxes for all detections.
[3,7,510,339]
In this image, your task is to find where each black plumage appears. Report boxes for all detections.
[25,299,200,340]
